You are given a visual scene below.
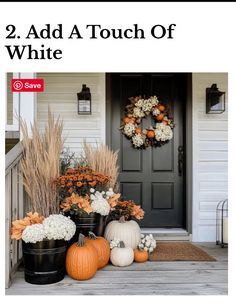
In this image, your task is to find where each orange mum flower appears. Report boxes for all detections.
[26,212,44,224]
[108,193,121,208]
[118,200,132,207]
[131,205,145,220]
[70,193,84,204]
[61,193,93,215]
[11,212,44,240]
[65,168,76,175]
[78,196,93,214]
[60,202,72,212]
[89,181,97,187]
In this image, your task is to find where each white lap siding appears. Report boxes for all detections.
[37,73,106,156]
[192,73,228,242]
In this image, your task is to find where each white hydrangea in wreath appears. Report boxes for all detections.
[120,95,175,149]
[123,123,136,137]
[155,123,173,142]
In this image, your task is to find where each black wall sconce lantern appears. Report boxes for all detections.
[77,84,91,115]
[206,83,225,114]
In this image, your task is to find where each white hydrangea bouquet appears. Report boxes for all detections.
[137,234,156,253]
[90,187,116,216]
[11,212,76,244]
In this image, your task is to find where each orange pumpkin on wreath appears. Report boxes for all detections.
[156,113,164,121]
[146,129,155,139]
[135,127,142,134]
[158,104,166,112]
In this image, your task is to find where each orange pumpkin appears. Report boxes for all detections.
[158,104,166,112]
[129,117,136,124]
[123,116,136,124]
[156,113,164,121]
[66,233,98,280]
[123,117,131,124]
[85,232,110,269]
[135,127,142,134]
[134,248,149,263]
[146,130,155,139]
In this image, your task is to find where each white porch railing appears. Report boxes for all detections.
[5,142,24,288]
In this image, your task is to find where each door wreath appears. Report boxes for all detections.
[120,96,174,149]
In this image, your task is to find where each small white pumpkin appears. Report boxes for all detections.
[110,241,134,267]
[104,216,141,249]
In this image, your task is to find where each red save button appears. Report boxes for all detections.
[12,79,44,92]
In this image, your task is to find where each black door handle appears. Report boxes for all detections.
[178,146,184,176]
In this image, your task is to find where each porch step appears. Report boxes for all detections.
[141,228,191,241]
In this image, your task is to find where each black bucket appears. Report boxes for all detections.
[22,239,67,285]
[68,213,108,244]
[95,214,109,237]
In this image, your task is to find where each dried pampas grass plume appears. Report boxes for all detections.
[20,109,64,216]
[83,141,119,191]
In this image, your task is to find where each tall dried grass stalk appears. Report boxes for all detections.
[20,110,64,217]
[83,142,119,190]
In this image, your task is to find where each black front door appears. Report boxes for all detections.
[109,73,186,228]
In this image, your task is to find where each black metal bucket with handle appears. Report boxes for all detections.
[68,212,108,244]
[22,239,67,285]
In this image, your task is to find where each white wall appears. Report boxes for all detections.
[192,73,228,242]
[37,73,106,156]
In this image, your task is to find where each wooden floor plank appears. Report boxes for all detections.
[102,261,228,271]
[8,269,228,285]
[6,283,227,295]
[15,261,228,272]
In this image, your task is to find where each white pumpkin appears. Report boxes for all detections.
[104,216,141,249]
[110,241,134,267]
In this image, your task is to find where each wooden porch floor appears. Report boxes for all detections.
[6,243,228,295]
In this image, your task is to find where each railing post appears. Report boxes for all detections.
[5,171,12,288]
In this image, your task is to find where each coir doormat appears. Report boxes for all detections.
[148,242,216,261]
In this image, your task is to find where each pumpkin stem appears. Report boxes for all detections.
[77,233,85,247]
[119,216,126,223]
[119,241,125,248]
[88,231,97,240]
